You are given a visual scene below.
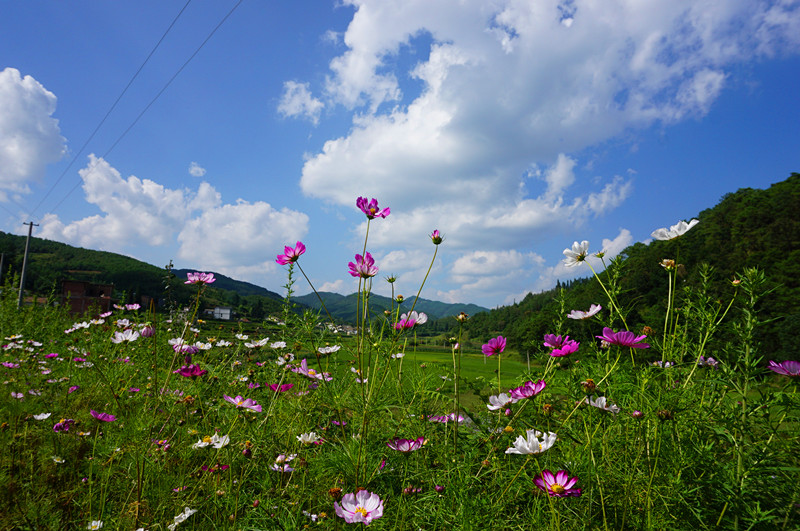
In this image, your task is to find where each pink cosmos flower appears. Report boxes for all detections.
[270,453,297,472]
[428,413,465,424]
[125,303,140,311]
[335,490,385,525]
[393,311,428,330]
[543,334,579,357]
[268,383,294,392]
[90,410,116,422]
[595,327,650,349]
[534,469,582,497]
[348,252,379,278]
[184,272,216,285]
[566,304,602,320]
[509,380,547,400]
[356,197,390,219]
[68,386,80,394]
[53,418,75,432]
[111,329,140,343]
[768,360,800,377]
[291,358,333,381]
[482,336,506,357]
[223,395,262,412]
[430,229,443,245]
[174,364,207,378]
[276,241,306,265]
[386,436,426,453]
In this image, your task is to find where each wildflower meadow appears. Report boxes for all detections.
[0,198,798,530]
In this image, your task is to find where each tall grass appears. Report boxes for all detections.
[0,213,798,530]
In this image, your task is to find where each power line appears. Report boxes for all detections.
[28,0,194,220]
[45,0,245,218]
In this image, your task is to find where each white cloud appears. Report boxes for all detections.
[295,0,797,241]
[0,68,65,195]
[39,156,309,285]
[188,162,206,177]
[278,81,324,124]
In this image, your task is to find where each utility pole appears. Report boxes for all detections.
[17,222,38,308]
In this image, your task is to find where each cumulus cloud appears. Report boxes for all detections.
[278,81,325,124]
[295,0,796,242]
[39,155,309,283]
[0,68,65,196]
[188,162,206,177]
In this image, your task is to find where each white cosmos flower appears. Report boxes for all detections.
[651,219,699,240]
[33,412,52,420]
[505,429,556,455]
[52,455,65,463]
[297,432,322,444]
[562,240,590,267]
[567,304,602,320]
[192,433,229,449]
[487,393,517,411]
[586,395,621,415]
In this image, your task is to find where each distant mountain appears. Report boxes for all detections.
[293,291,489,323]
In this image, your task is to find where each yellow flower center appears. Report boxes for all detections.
[550,483,566,494]
[355,507,368,517]
[203,436,212,443]
[308,369,317,376]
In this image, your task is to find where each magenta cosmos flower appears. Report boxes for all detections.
[356,197,390,219]
[174,364,207,378]
[596,327,650,349]
[90,410,116,422]
[509,379,547,400]
[482,336,506,357]
[223,395,262,412]
[543,334,580,357]
[348,252,379,278]
[386,436,425,453]
[567,304,602,320]
[268,383,294,392]
[534,469,581,497]
[335,490,384,525]
[768,360,800,377]
[276,241,306,265]
[184,272,215,285]
[430,229,443,245]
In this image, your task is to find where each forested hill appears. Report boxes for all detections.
[0,234,288,317]
[462,172,800,360]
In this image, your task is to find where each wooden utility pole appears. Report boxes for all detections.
[17,222,38,308]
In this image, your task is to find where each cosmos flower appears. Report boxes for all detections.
[111,329,140,343]
[268,383,294,392]
[356,197,390,219]
[291,358,332,381]
[174,364,207,378]
[33,412,52,420]
[430,229,443,245]
[90,410,116,422]
[767,360,800,377]
[509,380,547,400]
[87,521,103,530]
[270,453,297,473]
[543,334,579,357]
[297,432,323,445]
[348,252,379,278]
[192,433,230,449]
[566,304,602,320]
[487,393,517,411]
[317,345,341,354]
[505,429,557,455]
[428,413,465,424]
[586,395,621,415]
[335,489,385,525]
[184,272,215,285]
[167,507,196,531]
[276,241,306,265]
[386,436,425,453]
[482,336,506,357]
[651,219,699,240]
[697,356,719,369]
[563,240,590,267]
[595,327,650,349]
[394,311,428,330]
[223,395,262,412]
[533,469,582,497]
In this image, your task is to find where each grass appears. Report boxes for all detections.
[1,232,799,530]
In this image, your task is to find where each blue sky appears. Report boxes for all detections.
[1,0,798,308]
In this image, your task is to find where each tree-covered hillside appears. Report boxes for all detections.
[461,172,800,360]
